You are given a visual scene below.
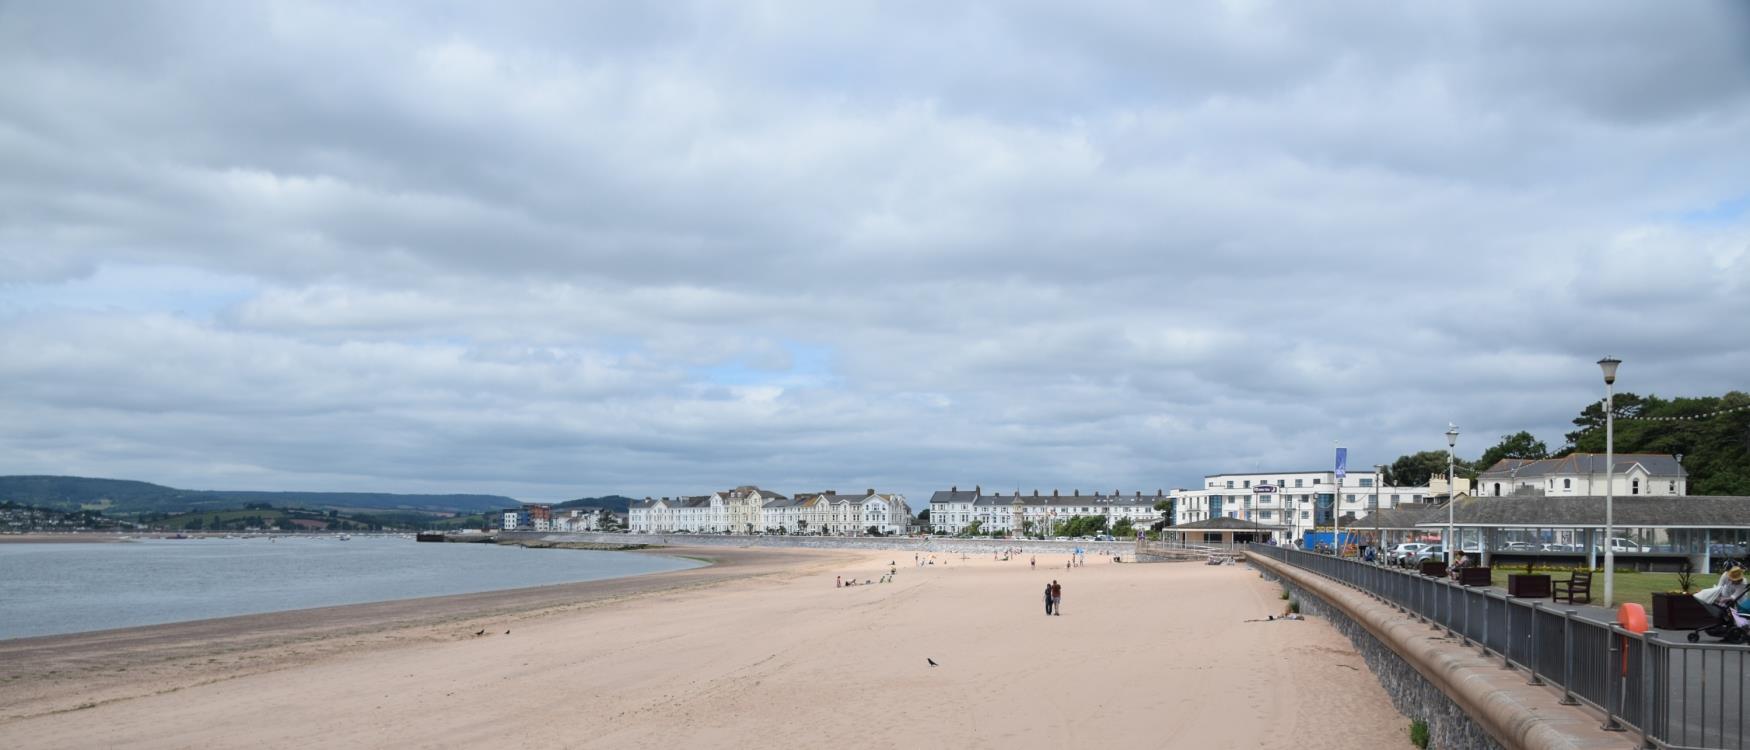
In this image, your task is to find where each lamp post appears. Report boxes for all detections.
[1374,464,1385,560]
[1446,424,1460,565]
[1599,356,1621,607]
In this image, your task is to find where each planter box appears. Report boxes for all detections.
[1507,574,1551,598]
[1419,561,1447,578]
[1651,592,1716,630]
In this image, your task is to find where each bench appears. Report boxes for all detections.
[1455,566,1492,587]
[1553,570,1593,604]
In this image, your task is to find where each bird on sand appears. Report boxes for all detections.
[474,629,485,636]
[927,658,938,667]
[504,630,511,635]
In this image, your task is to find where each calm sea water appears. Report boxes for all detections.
[0,536,702,640]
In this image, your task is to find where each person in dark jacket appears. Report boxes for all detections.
[1044,582,1055,615]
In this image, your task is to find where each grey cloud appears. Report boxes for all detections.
[1,2,1747,503]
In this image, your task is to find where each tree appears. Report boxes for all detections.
[961,519,984,537]
[1385,450,1474,486]
[1153,498,1175,526]
[916,509,930,523]
[1112,517,1136,538]
[1475,431,1550,472]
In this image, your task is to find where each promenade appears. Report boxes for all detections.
[3,550,1409,749]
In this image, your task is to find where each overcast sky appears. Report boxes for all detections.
[2,2,1748,505]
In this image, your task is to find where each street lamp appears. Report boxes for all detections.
[1446,424,1459,566]
[1599,356,1621,607]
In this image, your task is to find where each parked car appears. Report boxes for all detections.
[1410,545,1447,565]
[1388,543,1428,566]
[1593,537,1649,553]
[1502,541,1541,552]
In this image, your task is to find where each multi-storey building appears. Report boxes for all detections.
[1172,470,1431,543]
[926,486,1164,536]
[626,487,910,535]
[1476,454,1686,498]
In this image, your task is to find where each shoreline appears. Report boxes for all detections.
[0,545,857,724]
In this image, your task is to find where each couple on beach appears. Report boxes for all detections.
[1043,580,1063,615]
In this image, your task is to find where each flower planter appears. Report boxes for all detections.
[1651,592,1716,630]
[1507,574,1551,598]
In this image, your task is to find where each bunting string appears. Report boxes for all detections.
[1591,400,1750,423]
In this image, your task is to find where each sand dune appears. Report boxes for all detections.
[2,549,1409,749]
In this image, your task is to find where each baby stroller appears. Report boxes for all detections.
[1686,591,1750,644]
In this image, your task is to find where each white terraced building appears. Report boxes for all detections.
[1173,470,1433,544]
[627,487,911,535]
[1475,453,1687,498]
[926,486,1165,536]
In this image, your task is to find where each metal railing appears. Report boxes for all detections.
[1247,543,1747,750]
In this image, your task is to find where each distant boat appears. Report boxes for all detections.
[338,534,352,541]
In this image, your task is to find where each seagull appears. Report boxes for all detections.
[927,658,938,667]
[504,630,511,635]
[474,629,485,636]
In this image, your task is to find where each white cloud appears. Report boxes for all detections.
[0,1,1746,502]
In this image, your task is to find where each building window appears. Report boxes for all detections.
[1295,478,1304,487]
[1563,478,1571,490]
[1358,478,1373,487]
[1313,478,1322,485]
[1226,480,1234,489]
[1300,511,1309,520]
[1243,480,1251,488]
[1345,494,1356,502]
[1632,478,1640,495]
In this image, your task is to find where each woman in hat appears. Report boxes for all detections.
[1695,566,1747,609]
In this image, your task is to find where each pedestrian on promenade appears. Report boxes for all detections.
[1050,581,1062,615]
[1044,582,1054,615]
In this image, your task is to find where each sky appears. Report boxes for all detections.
[2,2,1748,505]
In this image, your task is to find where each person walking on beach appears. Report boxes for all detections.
[1044,582,1054,615]
[836,575,842,588]
[1050,580,1062,615]
[1030,556,1035,569]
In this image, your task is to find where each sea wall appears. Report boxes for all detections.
[496,531,1130,556]
[1260,567,1503,750]
[1250,555,1633,750]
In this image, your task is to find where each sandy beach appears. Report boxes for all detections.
[2,548,1410,749]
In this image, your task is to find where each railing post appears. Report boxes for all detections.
[1500,595,1513,666]
[1460,585,1472,647]
[1640,631,1656,749]
[1560,609,1579,705]
[1526,601,1544,685]
[1601,623,1624,732]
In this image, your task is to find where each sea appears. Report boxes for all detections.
[0,535,702,640]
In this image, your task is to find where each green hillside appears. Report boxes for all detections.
[554,495,636,513]
[0,476,516,516]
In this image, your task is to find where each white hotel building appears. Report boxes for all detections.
[1173,470,1434,543]
[627,486,912,536]
[927,486,1165,536]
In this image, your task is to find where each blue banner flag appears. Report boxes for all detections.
[1334,446,1347,480]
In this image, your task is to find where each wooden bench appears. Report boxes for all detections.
[1455,566,1492,587]
[1553,570,1593,604]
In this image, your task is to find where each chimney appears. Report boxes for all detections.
[951,485,957,492]
[1033,489,1039,496]
[1052,489,1059,497]
[1073,489,1079,497]
[975,485,982,494]
[866,488,875,496]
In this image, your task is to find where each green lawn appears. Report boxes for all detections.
[1486,568,1693,610]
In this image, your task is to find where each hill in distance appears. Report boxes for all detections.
[553,495,636,514]
[0,476,517,516]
